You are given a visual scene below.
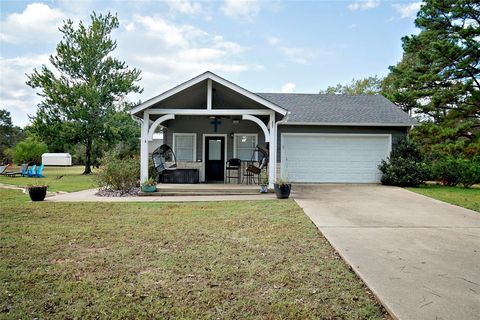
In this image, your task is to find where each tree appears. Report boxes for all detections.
[0,109,25,161]
[27,12,142,174]
[320,76,383,95]
[385,0,479,156]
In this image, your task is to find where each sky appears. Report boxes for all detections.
[0,0,422,127]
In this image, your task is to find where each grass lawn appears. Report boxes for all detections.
[0,189,386,319]
[0,165,96,192]
[407,184,480,212]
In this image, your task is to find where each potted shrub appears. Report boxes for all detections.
[27,181,48,201]
[274,177,291,199]
[259,171,269,193]
[141,178,157,193]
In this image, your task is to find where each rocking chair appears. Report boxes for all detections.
[243,145,268,184]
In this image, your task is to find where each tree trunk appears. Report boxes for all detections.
[83,139,92,174]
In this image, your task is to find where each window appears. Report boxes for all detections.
[234,134,257,161]
[173,133,196,161]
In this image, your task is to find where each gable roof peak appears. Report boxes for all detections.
[129,71,287,116]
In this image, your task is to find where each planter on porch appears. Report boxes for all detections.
[274,183,291,199]
[141,178,157,192]
[141,185,157,192]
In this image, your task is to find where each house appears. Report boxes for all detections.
[129,71,416,187]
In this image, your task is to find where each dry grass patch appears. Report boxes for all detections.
[0,189,386,319]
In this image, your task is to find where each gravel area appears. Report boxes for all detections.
[96,187,140,197]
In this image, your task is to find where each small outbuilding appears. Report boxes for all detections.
[41,153,72,166]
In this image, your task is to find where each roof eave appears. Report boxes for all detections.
[281,121,417,127]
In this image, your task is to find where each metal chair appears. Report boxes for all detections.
[226,158,241,184]
[242,145,269,185]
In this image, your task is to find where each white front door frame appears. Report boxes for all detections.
[202,133,228,183]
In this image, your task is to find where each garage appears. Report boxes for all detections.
[281,133,391,183]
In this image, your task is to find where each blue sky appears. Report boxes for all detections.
[0,0,422,126]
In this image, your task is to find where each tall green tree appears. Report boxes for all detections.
[320,76,383,95]
[0,109,25,160]
[384,0,479,156]
[27,12,142,174]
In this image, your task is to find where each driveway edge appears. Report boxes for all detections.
[294,198,399,320]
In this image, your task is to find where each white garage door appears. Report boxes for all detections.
[281,134,391,183]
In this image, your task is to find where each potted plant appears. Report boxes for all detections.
[141,178,157,193]
[259,170,269,193]
[27,181,48,201]
[274,176,291,199]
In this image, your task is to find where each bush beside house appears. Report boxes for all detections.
[380,139,480,189]
[379,139,429,187]
[431,156,480,188]
[95,153,140,193]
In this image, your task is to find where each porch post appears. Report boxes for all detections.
[140,112,149,183]
[268,113,275,189]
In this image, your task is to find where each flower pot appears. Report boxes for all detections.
[259,184,268,193]
[274,183,291,199]
[28,186,47,201]
[141,185,157,193]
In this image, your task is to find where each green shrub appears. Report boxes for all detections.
[12,137,48,165]
[457,157,480,188]
[378,139,429,187]
[431,156,461,186]
[95,153,140,191]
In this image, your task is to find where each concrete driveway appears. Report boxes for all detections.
[293,185,480,320]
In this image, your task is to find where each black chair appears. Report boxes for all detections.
[226,158,241,184]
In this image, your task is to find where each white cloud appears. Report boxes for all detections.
[347,23,357,29]
[125,22,135,31]
[0,54,51,125]
[281,82,295,93]
[392,2,422,19]
[135,15,204,47]
[266,36,321,64]
[1,7,258,126]
[221,0,260,22]
[280,47,317,64]
[348,1,380,11]
[0,3,65,43]
[114,15,256,103]
[266,36,280,46]
[165,0,202,15]
[385,16,395,22]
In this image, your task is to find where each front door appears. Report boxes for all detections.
[205,136,225,182]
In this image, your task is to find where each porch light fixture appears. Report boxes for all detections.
[232,119,240,124]
[208,116,216,119]
[230,132,234,139]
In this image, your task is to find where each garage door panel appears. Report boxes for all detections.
[281,134,390,183]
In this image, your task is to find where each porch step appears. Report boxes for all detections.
[138,185,272,196]
[138,191,267,196]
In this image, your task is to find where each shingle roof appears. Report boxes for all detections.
[255,93,416,126]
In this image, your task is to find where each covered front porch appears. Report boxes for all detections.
[130,72,287,188]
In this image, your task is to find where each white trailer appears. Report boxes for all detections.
[41,153,72,166]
